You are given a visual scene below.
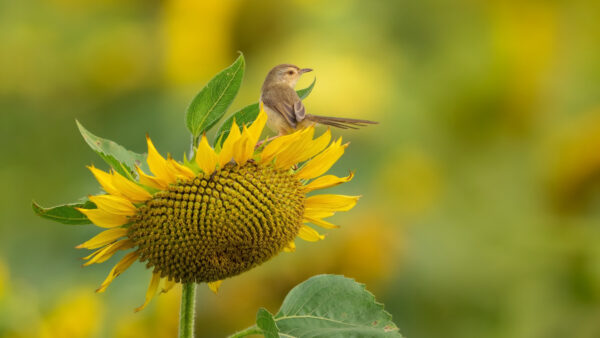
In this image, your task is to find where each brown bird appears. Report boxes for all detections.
[260,64,377,135]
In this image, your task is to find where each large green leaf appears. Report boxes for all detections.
[259,274,402,338]
[32,200,96,225]
[186,54,245,138]
[76,121,147,180]
[256,308,279,338]
[213,78,316,146]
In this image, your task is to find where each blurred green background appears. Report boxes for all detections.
[2,0,600,337]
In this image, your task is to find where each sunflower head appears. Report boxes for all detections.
[75,107,358,311]
[129,162,305,283]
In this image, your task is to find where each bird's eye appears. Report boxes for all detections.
[287,70,294,75]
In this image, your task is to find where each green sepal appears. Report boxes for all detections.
[183,153,201,174]
[76,120,148,180]
[185,53,245,138]
[32,199,96,225]
[213,78,316,146]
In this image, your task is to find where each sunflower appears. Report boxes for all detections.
[75,107,358,311]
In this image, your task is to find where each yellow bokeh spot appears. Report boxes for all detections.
[378,148,441,217]
[79,24,154,94]
[161,0,240,85]
[115,285,180,338]
[489,1,558,129]
[38,290,103,338]
[545,109,600,210]
[335,215,402,288]
[0,259,7,299]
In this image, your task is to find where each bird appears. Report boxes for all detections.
[260,64,377,135]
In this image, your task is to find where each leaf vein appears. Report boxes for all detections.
[275,315,361,327]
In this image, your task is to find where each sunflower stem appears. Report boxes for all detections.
[190,134,199,159]
[178,282,196,338]
[227,325,262,338]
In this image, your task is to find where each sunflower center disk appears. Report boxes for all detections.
[128,163,305,283]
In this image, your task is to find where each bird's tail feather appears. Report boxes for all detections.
[306,115,378,130]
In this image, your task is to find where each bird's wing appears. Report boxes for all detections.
[293,99,306,122]
[262,85,306,128]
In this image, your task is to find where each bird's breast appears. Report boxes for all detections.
[261,101,294,135]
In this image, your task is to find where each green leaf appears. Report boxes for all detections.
[270,274,402,337]
[32,200,96,225]
[76,121,147,180]
[213,102,258,146]
[296,76,316,100]
[186,54,245,138]
[256,308,279,338]
[213,78,316,146]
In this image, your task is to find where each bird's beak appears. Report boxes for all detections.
[299,68,313,74]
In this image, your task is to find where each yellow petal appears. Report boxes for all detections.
[232,126,253,165]
[303,171,354,192]
[296,139,348,180]
[295,129,332,164]
[83,239,134,266]
[137,166,167,190]
[274,127,315,169]
[88,166,120,196]
[260,131,302,164]
[305,194,360,212]
[247,108,268,142]
[82,247,103,261]
[96,251,138,293]
[303,209,335,219]
[135,272,161,312]
[304,216,340,229]
[283,241,296,252]
[110,171,152,203]
[76,228,129,250]
[93,240,134,264]
[88,195,137,215]
[218,119,241,167]
[297,225,325,242]
[146,135,177,184]
[167,158,196,180]
[77,208,129,228]
[195,135,218,175]
[161,278,177,294]
[207,280,223,294]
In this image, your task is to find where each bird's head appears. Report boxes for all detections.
[264,64,313,88]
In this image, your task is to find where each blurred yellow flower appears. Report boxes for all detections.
[161,0,240,84]
[489,1,558,129]
[79,24,154,94]
[0,260,40,338]
[545,110,600,211]
[115,287,180,338]
[72,108,358,311]
[333,214,403,287]
[38,290,103,338]
[0,259,6,299]
[377,148,441,218]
